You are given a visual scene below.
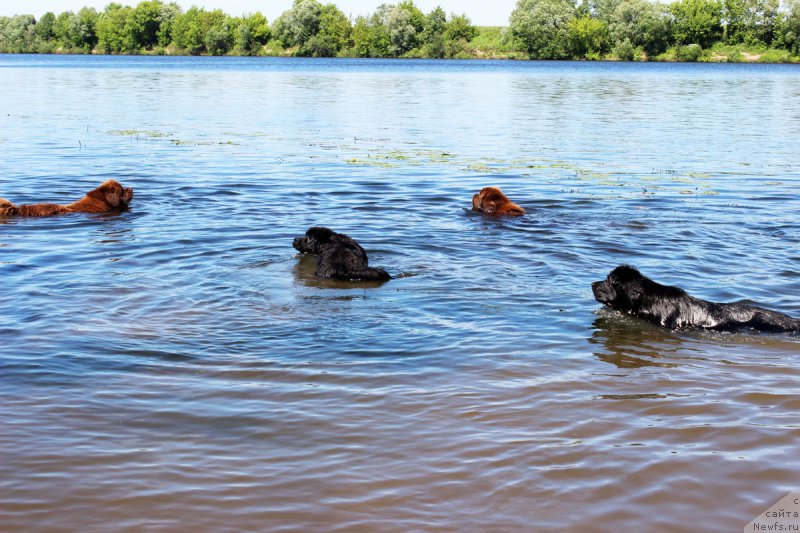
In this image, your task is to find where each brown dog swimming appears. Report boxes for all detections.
[0,179,133,217]
[472,187,525,216]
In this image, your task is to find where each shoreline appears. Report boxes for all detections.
[2,49,797,64]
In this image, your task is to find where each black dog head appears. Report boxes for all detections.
[293,226,337,254]
[592,265,648,312]
[593,265,689,315]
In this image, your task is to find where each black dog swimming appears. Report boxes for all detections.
[592,265,800,333]
[292,226,391,282]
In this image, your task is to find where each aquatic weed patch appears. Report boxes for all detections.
[106,129,239,147]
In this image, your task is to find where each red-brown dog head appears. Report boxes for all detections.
[472,187,525,216]
[85,179,134,211]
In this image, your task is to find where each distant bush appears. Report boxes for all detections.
[612,38,637,60]
[758,48,790,62]
[676,43,703,60]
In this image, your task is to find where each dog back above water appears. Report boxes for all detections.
[471,187,525,216]
[0,179,133,217]
[592,265,800,333]
[293,226,390,282]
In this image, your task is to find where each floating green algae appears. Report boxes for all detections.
[106,129,173,138]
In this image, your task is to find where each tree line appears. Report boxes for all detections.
[513,0,800,60]
[1,0,799,60]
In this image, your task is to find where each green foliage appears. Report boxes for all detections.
[723,0,780,45]
[782,0,800,55]
[350,2,429,57]
[351,14,391,57]
[96,4,133,53]
[0,0,798,61]
[307,4,351,56]
[757,47,790,61]
[420,7,446,57]
[399,1,426,32]
[569,15,609,57]
[671,0,722,47]
[54,11,76,49]
[52,8,98,52]
[35,12,57,41]
[172,7,231,55]
[469,26,519,54]
[589,0,624,22]
[128,0,163,49]
[203,17,233,55]
[157,3,181,47]
[609,0,671,56]
[273,0,350,56]
[384,3,421,56]
[273,0,322,49]
[170,7,198,53]
[676,42,703,59]
[510,0,576,59]
[0,15,36,52]
[77,7,99,51]
[442,13,478,56]
[444,13,478,42]
[612,36,638,58]
[94,0,183,51]
[234,12,270,56]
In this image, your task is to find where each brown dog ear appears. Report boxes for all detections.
[87,187,106,202]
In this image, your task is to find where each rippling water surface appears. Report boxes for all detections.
[1,55,799,532]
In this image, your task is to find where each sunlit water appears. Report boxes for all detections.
[1,55,799,532]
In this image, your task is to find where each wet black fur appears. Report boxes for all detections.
[292,226,390,282]
[592,265,800,333]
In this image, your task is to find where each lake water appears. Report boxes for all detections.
[1,55,799,532]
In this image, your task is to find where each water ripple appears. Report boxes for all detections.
[1,57,799,533]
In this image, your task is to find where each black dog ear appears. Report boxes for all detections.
[306,226,335,244]
[592,279,617,305]
[294,227,335,254]
[307,226,332,235]
[610,265,643,283]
